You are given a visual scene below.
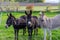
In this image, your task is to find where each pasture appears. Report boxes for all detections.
[0,11,60,40]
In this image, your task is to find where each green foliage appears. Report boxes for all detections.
[15,0,27,2]
[15,0,43,2]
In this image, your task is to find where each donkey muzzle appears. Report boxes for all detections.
[28,21,32,27]
[5,24,8,28]
[28,21,31,25]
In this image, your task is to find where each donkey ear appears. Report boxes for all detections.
[10,13,13,16]
[7,13,9,16]
[25,11,27,15]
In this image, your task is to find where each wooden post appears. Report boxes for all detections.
[0,7,2,25]
[0,11,2,25]
[59,0,60,10]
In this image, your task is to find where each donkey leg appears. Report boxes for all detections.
[23,27,26,35]
[14,29,19,40]
[36,27,38,35]
[28,27,32,40]
[23,29,25,35]
[34,29,35,35]
[48,29,52,40]
[34,26,38,35]
[14,29,17,40]
[16,30,19,40]
[31,27,33,36]
[49,30,52,40]
[44,29,47,40]
[34,26,36,35]
[34,29,37,35]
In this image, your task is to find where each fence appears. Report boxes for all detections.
[0,2,59,11]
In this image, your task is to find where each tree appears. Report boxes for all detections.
[15,0,27,2]
[34,0,43,3]
[15,0,43,3]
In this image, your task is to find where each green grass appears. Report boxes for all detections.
[0,12,60,40]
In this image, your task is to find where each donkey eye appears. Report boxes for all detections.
[8,21,10,22]
[41,20,44,22]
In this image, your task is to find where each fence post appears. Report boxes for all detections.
[0,11,2,25]
[0,6,2,25]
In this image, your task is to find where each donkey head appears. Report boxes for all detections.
[5,13,16,28]
[39,11,45,22]
[38,11,46,28]
[25,10,32,27]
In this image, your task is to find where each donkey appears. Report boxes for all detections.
[5,13,26,40]
[38,11,60,40]
[25,10,38,40]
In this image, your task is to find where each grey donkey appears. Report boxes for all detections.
[38,11,60,40]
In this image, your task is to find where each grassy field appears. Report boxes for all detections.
[0,12,60,40]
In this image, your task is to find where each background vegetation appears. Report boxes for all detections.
[0,0,43,3]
